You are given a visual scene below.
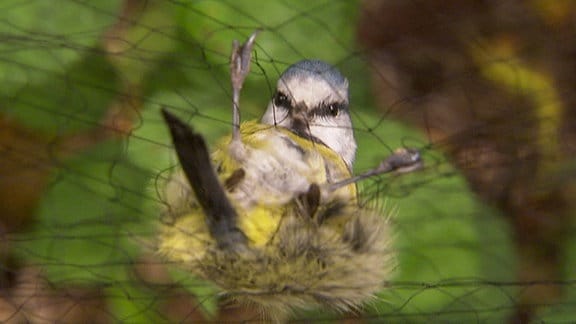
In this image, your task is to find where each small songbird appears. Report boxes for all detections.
[211,59,359,214]
[158,31,421,322]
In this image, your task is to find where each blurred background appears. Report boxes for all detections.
[0,0,575,322]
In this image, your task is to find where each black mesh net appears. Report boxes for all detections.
[1,0,575,322]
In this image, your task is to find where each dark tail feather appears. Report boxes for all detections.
[161,108,247,251]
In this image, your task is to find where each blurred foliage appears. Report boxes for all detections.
[0,0,547,322]
[358,0,576,322]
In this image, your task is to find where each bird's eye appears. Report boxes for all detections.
[328,104,339,117]
[273,92,291,108]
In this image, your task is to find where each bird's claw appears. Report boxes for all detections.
[230,30,260,92]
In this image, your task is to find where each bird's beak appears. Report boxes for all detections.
[289,103,310,136]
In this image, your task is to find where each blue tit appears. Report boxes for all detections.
[213,59,359,214]
[158,31,421,322]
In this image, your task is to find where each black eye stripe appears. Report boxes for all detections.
[273,92,347,117]
[312,102,347,117]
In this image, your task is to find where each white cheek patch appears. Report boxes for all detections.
[310,122,357,168]
[261,103,290,126]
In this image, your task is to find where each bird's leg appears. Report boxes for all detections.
[230,30,259,142]
[329,148,423,192]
